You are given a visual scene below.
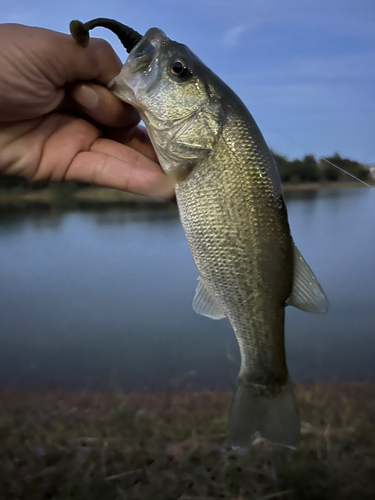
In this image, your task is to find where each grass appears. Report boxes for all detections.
[0,383,374,499]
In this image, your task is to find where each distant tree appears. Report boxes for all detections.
[0,174,24,189]
[0,174,50,190]
[321,153,369,182]
[321,161,340,181]
[273,152,320,183]
[0,174,90,192]
[301,155,320,182]
[272,152,291,182]
[1,150,370,191]
[273,150,370,184]
[289,159,304,182]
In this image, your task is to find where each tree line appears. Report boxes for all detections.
[272,152,370,184]
[0,152,371,191]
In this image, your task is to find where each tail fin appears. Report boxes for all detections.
[228,378,300,450]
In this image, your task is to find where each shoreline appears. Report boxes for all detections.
[0,181,371,207]
[282,180,369,191]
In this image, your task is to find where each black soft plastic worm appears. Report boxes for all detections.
[69,18,142,53]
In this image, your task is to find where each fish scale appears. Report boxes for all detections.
[176,114,292,385]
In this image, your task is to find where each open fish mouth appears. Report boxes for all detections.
[107,29,166,105]
[70,19,166,106]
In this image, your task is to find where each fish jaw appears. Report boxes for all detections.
[108,28,167,109]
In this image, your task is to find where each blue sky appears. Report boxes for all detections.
[2,0,374,164]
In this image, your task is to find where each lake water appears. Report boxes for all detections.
[1,187,374,392]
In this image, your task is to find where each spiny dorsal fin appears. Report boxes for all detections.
[286,243,328,313]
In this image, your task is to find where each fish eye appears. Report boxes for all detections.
[170,58,189,78]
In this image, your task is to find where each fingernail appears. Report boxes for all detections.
[72,85,99,110]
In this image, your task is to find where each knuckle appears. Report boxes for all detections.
[92,154,110,185]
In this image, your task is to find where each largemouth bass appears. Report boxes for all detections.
[70,19,328,450]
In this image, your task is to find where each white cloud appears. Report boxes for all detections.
[222,24,254,48]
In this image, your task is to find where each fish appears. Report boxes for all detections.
[70,19,328,450]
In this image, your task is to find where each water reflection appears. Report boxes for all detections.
[0,188,374,391]
[284,189,319,202]
[0,204,179,232]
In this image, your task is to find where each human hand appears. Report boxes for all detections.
[0,23,173,198]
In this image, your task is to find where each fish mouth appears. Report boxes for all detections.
[70,19,167,106]
[108,28,167,106]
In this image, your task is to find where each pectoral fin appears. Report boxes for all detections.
[286,243,328,313]
[193,277,226,320]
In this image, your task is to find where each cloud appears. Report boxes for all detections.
[222,24,254,48]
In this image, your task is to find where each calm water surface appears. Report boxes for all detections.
[1,188,374,391]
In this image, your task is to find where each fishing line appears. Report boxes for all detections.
[257,119,374,189]
[318,158,373,188]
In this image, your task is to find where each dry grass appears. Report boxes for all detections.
[0,383,374,499]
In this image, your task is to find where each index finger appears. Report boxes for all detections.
[65,149,175,199]
[47,31,123,86]
[1,24,123,86]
